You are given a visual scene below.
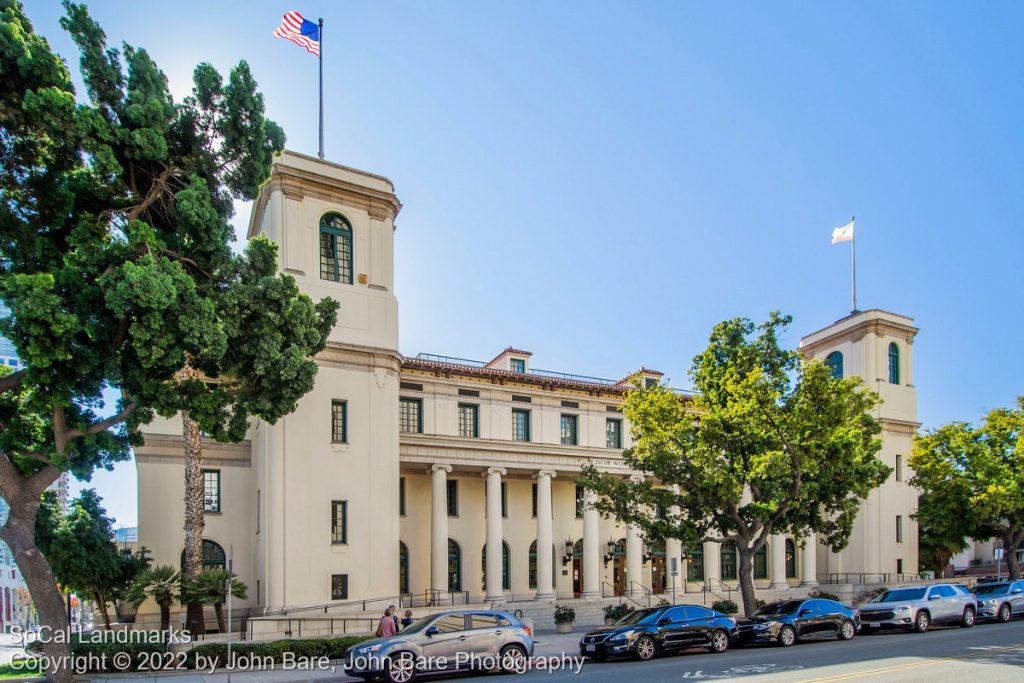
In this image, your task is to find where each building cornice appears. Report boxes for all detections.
[134,435,252,467]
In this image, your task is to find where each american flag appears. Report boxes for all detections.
[274,11,320,57]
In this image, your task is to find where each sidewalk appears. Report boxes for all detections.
[82,629,587,683]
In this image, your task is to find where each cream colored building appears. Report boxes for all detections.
[134,152,920,622]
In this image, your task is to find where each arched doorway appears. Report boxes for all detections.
[612,538,626,595]
[785,539,797,579]
[572,539,584,597]
[399,542,409,595]
[687,544,704,582]
[180,539,226,571]
[481,541,511,591]
[650,542,667,593]
[447,539,462,593]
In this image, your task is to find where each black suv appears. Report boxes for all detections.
[579,604,738,661]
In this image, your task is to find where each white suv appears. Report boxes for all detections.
[859,583,977,633]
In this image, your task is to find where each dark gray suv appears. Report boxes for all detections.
[344,610,534,683]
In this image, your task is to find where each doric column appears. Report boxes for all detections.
[429,464,452,595]
[534,470,557,600]
[626,523,643,597]
[581,487,600,598]
[703,540,721,589]
[801,533,819,587]
[769,534,789,590]
[484,467,507,601]
[665,485,682,595]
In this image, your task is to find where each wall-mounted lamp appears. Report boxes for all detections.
[561,538,574,566]
[603,538,616,567]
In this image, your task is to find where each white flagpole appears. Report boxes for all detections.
[318,18,324,160]
[850,216,857,312]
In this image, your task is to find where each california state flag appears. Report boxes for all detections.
[831,220,854,244]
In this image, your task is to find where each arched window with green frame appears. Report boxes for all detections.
[687,544,704,582]
[319,213,353,284]
[888,343,900,384]
[825,351,843,380]
[720,541,737,581]
[481,541,511,591]
[753,543,768,579]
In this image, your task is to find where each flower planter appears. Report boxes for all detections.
[555,622,572,634]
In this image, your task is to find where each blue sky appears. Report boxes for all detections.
[22,1,1024,527]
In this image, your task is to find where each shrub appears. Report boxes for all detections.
[603,604,633,621]
[808,589,840,601]
[711,599,739,614]
[554,605,576,624]
[755,599,766,610]
[185,635,370,668]
[27,633,167,672]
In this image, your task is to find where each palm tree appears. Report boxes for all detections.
[180,359,208,636]
[135,565,181,633]
[183,569,247,633]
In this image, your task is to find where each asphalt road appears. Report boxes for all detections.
[339,619,1024,683]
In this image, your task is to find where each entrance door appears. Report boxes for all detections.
[613,539,626,595]
[572,557,583,597]
[652,556,667,594]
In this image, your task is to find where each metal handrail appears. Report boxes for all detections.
[629,581,654,607]
[259,589,470,617]
[601,582,646,608]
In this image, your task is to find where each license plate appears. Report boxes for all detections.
[585,645,595,652]
[868,622,880,628]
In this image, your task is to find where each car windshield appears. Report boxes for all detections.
[753,601,803,617]
[617,608,663,625]
[876,587,927,602]
[401,616,440,635]
[974,583,1010,596]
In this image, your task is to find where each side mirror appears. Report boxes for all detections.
[425,626,439,637]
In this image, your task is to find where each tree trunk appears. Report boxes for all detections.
[160,605,170,633]
[736,547,758,617]
[1003,530,1023,580]
[92,590,111,629]
[0,500,72,683]
[181,359,207,637]
[214,603,225,633]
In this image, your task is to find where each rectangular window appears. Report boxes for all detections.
[896,515,903,543]
[510,358,526,373]
[447,479,458,517]
[331,400,347,443]
[575,485,585,518]
[399,477,406,516]
[531,483,537,518]
[560,414,578,445]
[399,381,423,391]
[896,454,903,482]
[399,397,422,433]
[561,400,579,409]
[203,470,220,513]
[896,558,903,575]
[644,377,658,389]
[606,418,622,448]
[256,489,261,533]
[458,403,479,438]
[331,501,348,544]
[512,408,530,442]
[501,482,508,518]
[331,574,349,600]
[458,388,480,397]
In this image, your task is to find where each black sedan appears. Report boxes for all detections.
[579,604,737,661]
[736,598,860,647]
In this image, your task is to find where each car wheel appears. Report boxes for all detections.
[961,607,976,628]
[914,611,930,633]
[778,625,797,647]
[998,603,1012,623]
[708,629,729,654]
[633,635,657,661]
[499,645,528,674]
[384,653,416,683]
[838,620,856,641]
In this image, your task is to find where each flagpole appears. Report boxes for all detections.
[850,215,857,312]
[318,17,324,160]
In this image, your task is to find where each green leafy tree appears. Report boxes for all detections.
[0,2,336,678]
[579,313,890,615]
[132,565,180,633]
[34,490,149,629]
[911,398,1024,579]
[182,568,247,633]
